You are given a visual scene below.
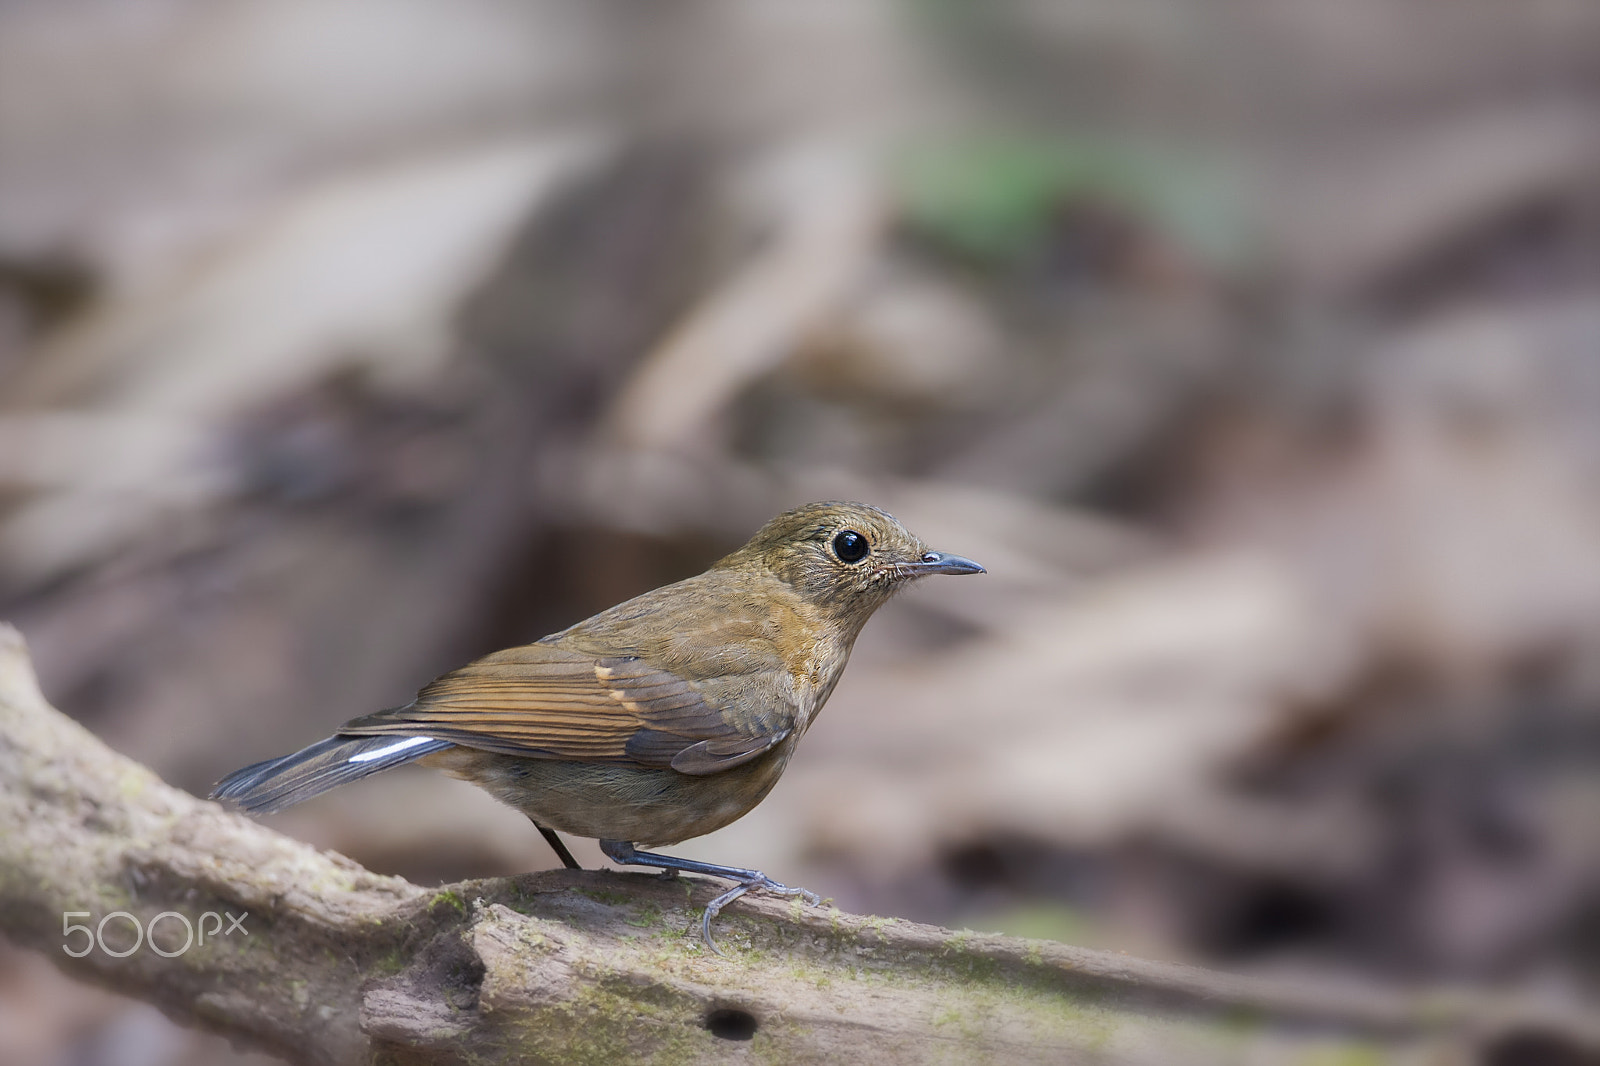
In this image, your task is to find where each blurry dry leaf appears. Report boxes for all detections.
[603,148,886,452]
[1270,106,1600,292]
[792,261,1003,409]
[13,135,604,411]
[1366,299,1600,670]
[0,135,603,583]
[0,413,213,492]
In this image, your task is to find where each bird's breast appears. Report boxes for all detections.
[787,631,853,736]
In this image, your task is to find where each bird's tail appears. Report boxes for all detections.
[210,734,452,814]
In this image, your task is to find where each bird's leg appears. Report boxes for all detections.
[598,840,821,954]
[531,820,581,870]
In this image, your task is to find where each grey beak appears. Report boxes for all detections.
[915,551,986,576]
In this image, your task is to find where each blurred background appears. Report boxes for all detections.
[2,1,1599,1063]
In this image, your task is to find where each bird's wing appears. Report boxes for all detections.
[336,643,786,776]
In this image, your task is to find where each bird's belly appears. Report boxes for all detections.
[422,743,794,847]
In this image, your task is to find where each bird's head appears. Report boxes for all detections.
[719,501,985,630]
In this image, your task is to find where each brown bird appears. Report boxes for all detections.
[212,501,983,949]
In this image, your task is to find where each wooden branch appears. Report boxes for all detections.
[1,622,1595,1065]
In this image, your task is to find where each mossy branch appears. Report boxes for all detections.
[0,624,1594,1065]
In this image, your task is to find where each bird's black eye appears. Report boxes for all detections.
[832,529,869,563]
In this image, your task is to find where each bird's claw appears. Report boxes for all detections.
[699,874,820,955]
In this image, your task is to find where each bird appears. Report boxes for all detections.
[211,501,984,950]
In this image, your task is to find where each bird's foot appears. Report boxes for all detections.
[701,874,821,955]
[594,840,821,955]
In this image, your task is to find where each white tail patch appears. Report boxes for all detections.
[348,736,436,763]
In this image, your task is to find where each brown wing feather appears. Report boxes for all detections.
[337,643,782,774]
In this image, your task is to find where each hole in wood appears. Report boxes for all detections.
[705,1007,758,1041]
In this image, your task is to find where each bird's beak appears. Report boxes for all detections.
[911,551,986,576]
